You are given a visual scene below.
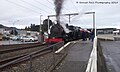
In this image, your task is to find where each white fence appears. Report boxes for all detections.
[86,36,97,72]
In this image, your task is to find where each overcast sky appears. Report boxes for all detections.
[0,0,120,29]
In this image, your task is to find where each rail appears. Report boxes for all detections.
[0,41,66,72]
[86,36,97,72]
[0,43,45,54]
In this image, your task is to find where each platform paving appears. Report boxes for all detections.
[100,41,120,72]
[53,40,93,72]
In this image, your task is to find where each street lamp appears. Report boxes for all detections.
[84,12,96,37]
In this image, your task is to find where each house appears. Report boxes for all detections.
[17,30,39,36]
[0,28,4,34]
[97,28,116,35]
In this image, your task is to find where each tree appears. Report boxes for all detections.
[30,24,36,31]
[25,26,28,30]
[10,30,18,35]
[24,24,44,33]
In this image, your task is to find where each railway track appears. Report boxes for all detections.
[0,42,46,54]
[0,42,42,50]
[0,42,64,72]
[0,47,51,69]
[0,43,48,62]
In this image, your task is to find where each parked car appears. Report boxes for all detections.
[9,35,15,40]
[32,36,38,41]
[21,36,35,42]
[12,36,21,41]
[2,35,10,40]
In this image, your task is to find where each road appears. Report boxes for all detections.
[100,41,120,72]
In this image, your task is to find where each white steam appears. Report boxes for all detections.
[60,21,71,33]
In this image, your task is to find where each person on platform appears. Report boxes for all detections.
[91,29,95,42]
[81,29,86,41]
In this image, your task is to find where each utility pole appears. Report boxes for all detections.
[38,15,42,42]
[40,15,42,35]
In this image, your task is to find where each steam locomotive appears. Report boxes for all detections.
[45,21,89,43]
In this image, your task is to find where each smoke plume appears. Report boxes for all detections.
[60,21,71,33]
[54,0,64,21]
[54,0,71,33]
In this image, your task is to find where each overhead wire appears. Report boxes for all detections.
[34,0,54,11]
[4,0,53,29]
[61,16,68,22]
[20,0,50,14]
[63,7,71,13]
[70,0,79,12]
[45,0,72,20]
[46,0,71,13]
[77,16,93,28]
[46,0,53,5]
[5,0,40,14]
[61,16,82,27]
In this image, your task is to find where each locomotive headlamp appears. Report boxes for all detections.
[53,20,57,24]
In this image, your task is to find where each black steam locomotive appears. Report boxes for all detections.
[45,21,83,43]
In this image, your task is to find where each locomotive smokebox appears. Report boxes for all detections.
[49,21,64,38]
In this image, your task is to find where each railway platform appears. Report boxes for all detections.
[53,40,93,72]
[100,41,120,72]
